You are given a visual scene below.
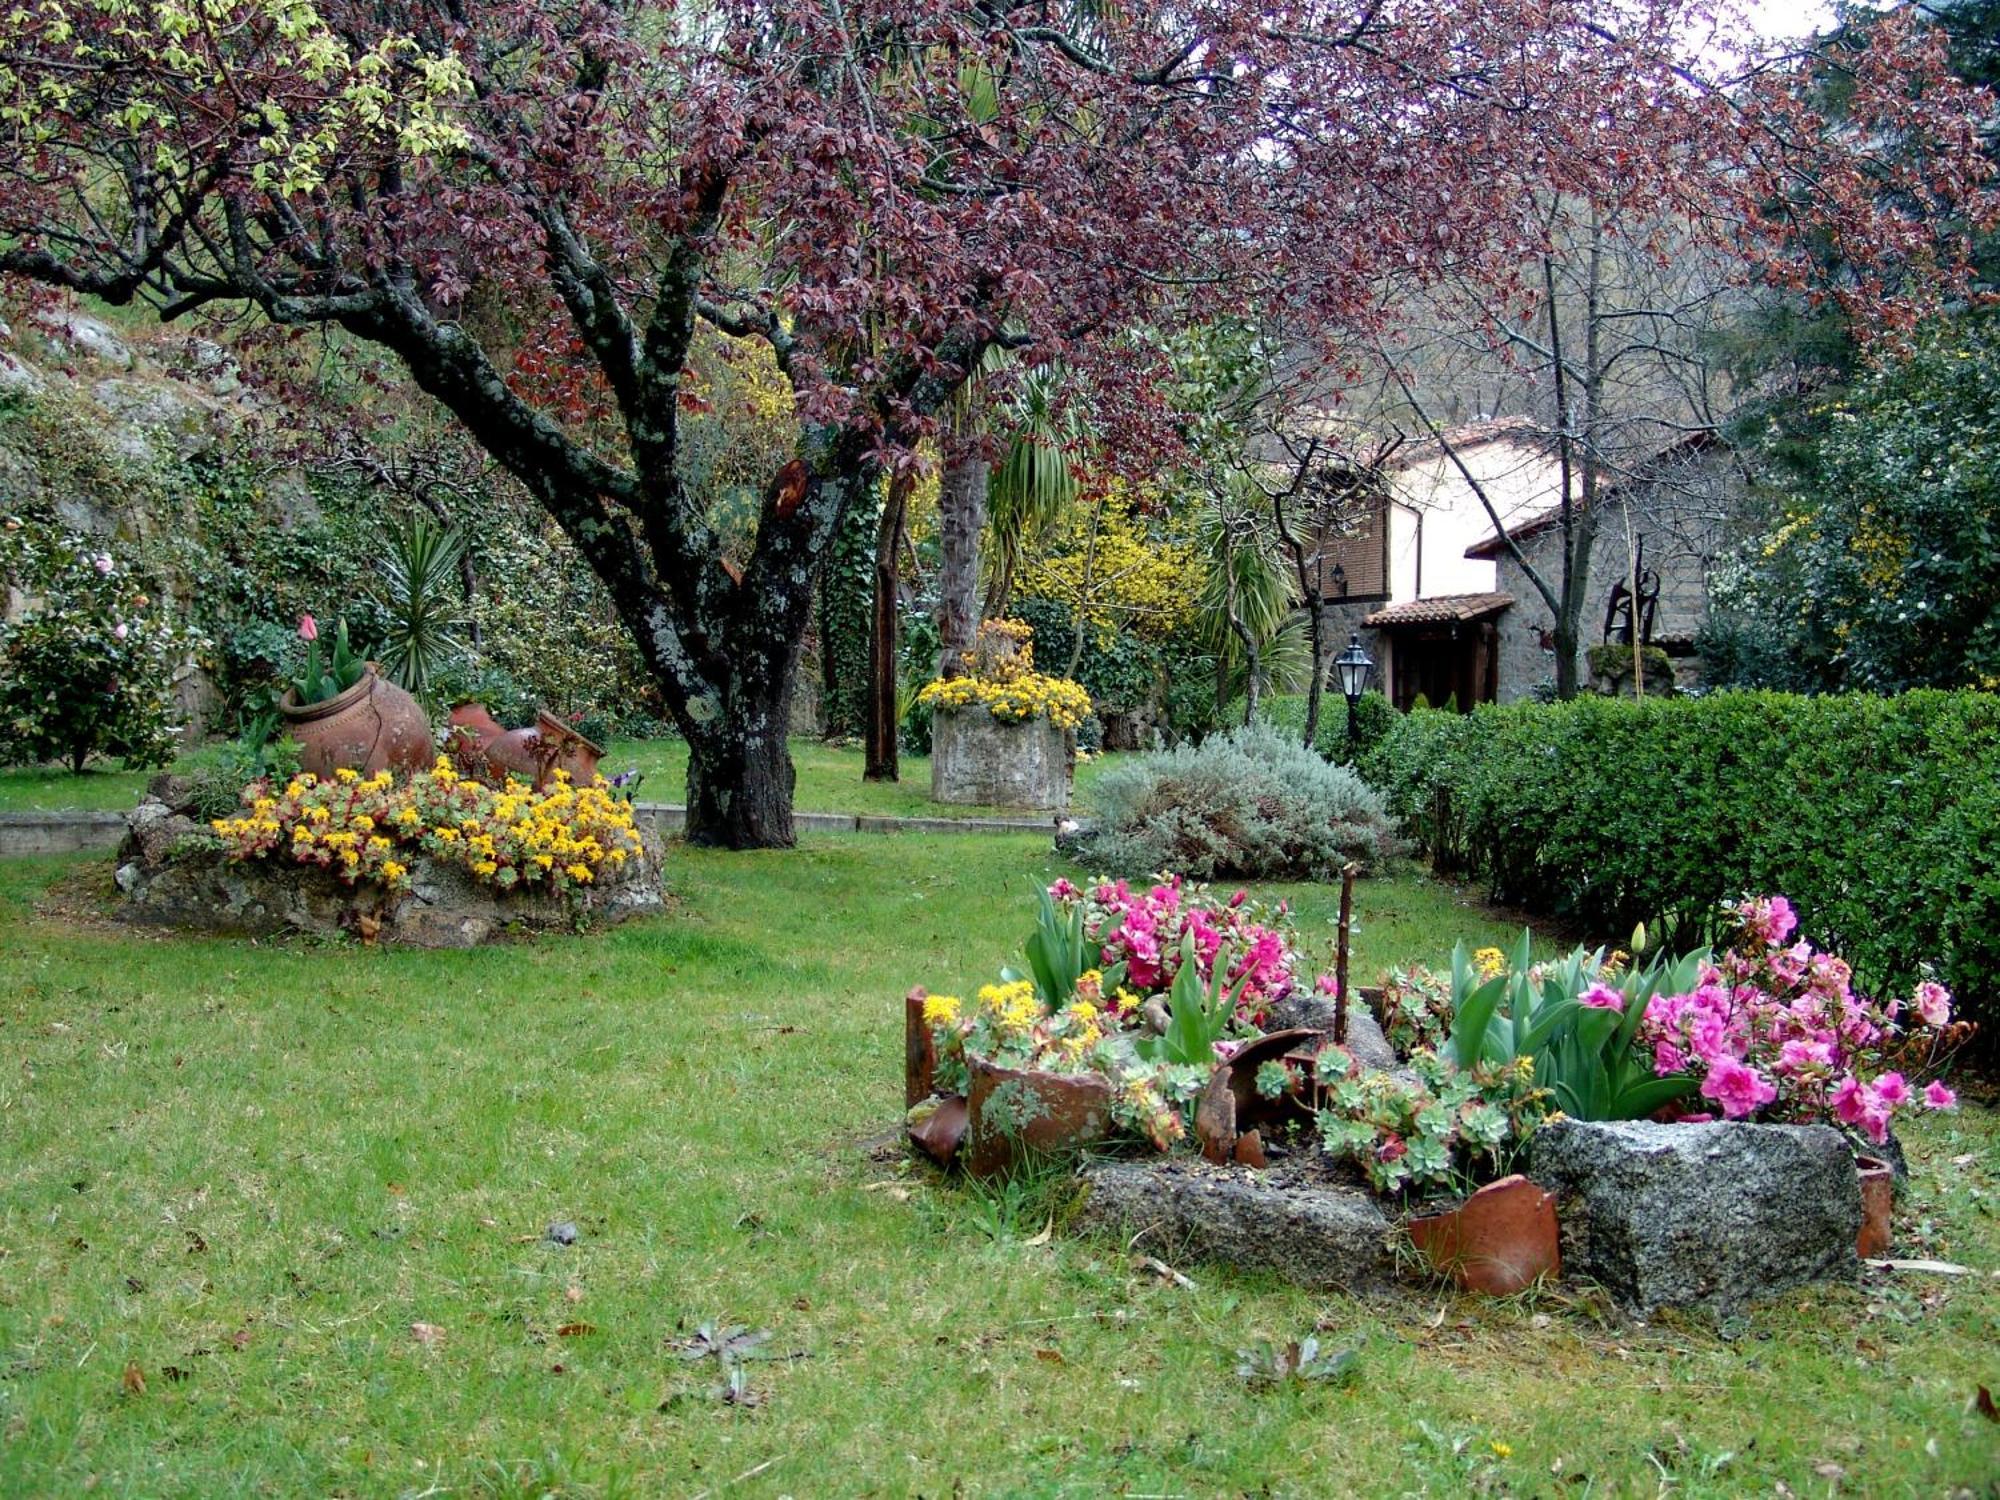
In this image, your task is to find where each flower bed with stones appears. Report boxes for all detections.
[113,773,664,948]
[903,883,1969,1313]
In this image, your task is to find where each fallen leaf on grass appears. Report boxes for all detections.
[555,1321,596,1338]
[120,1363,146,1396]
[1033,1347,1065,1365]
[410,1322,447,1348]
[1865,1257,1983,1275]
[565,1285,584,1305]
[1024,1217,1053,1247]
[1977,1385,1998,1423]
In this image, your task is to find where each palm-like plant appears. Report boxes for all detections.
[983,361,1085,620]
[1198,477,1305,712]
[377,513,470,707]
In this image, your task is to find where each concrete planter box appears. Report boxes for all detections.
[929,705,1072,811]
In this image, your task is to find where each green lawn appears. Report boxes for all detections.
[0,738,1123,820]
[0,841,1993,1496]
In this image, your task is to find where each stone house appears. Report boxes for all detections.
[1463,435,1736,702]
[1298,422,1734,708]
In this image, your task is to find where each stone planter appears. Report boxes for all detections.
[930,705,1072,811]
[1406,1174,1561,1296]
[1528,1118,1862,1313]
[114,797,663,949]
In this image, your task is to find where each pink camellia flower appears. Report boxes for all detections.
[298,613,319,641]
[1922,1080,1958,1110]
[1912,980,1952,1029]
[1579,982,1625,1011]
[1699,1057,1778,1119]
[1871,1071,1911,1107]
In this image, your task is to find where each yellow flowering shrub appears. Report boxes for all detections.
[212,760,645,894]
[915,621,1092,731]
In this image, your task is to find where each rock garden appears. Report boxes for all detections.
[907,883,1975,1315]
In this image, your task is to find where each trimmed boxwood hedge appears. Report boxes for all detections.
[1362,691,2000,1047]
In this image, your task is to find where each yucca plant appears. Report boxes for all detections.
[376,514,470,708]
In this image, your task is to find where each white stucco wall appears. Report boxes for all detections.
[1383,432,1567,601]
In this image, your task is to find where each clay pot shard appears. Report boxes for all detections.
[1855,1154,1894,1259]
[905,988,939,1108]
[1194,1028,1323,1164]
[1406,1174,1560,1296]
[908,1095,970,1166]
[964,1057,1113,1180]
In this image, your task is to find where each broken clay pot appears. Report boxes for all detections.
[1406,1173,1560,1296]
[965,1056,1114,1179]
[1855,1154,1894,1259]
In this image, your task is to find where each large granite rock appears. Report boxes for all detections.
[1266,991,1399,1072]
[930,705,1072,811]
[1076,1158,1396,1290]
[113,797,664,948]
[1528,1119,1861,1313]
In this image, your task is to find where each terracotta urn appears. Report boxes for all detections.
[280,664,435,780]
[1406,1174,1561,1296]
[964,1056,1114,1179]
[448,703,605,789]
[1855,1155,1894,1258]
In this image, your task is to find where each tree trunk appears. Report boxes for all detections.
[936,449,987,678]
[865,473,912,781]
[684,711,799,849]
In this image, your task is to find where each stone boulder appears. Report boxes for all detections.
[1528,1119,1861,1313]
[1075,1158,1396,1291]
[930,705,1072,811]
[1266,991,1399,1073]
[113,796,664,948]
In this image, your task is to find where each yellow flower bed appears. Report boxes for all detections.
[915,670,1092,731]
[212,760,645,894]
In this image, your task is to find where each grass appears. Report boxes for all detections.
[0,840,1994,1496]
[0,739,1123,820]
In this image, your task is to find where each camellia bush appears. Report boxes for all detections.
[1082,721,1397,881]
[0,516,197,772]
[1362,691,2000,1050]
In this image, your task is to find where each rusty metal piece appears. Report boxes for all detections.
[1334,862,1359,1044]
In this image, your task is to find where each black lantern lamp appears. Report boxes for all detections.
[1334,632,1375,754]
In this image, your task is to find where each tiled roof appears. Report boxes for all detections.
[1362,592,1515,628]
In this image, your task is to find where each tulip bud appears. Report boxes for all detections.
[298,614,318,641]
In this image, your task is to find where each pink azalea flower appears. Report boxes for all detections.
[1912,981,1952,1029]
[1871,1072,1911,1107]
[1579,982,1625,1011]
[1922,1080,1957,1110]
[1778,1038,1833,1074]
[1315,973,1340,996]
[1699,1057,1777,1120]
[1830,1074,1870,1127]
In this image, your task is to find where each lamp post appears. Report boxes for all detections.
[1334,632,1375,757]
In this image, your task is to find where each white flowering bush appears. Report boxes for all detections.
[0,516,197,772]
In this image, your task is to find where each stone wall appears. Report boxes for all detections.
[1490,453,1736,702]
[930,707,1073,810]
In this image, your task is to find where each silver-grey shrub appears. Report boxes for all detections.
[1082,722,1398,881]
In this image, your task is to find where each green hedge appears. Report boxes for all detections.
[1362,691,2000,1044]
[1236,690,1398,763]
